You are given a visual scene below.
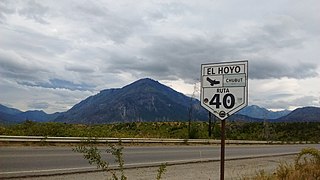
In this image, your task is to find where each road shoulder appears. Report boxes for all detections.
[17,155,295,180]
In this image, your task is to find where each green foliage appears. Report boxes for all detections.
[226,122,320,142]
[73,140,167,180]
[73,140,127,180]
[156,163,167,180]
[73,141,109,170]
[1,121,320,142]
[106,142,126,180]
[188,126,199,139]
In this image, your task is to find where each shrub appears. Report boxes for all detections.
[248,147,320,180]
[73,139,167,180]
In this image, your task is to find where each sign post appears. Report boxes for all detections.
[200,60,248,180]
[220,119,225,180]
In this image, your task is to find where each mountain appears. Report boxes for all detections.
[14,110,61,122]
[55,78,207,124]
[0,104,61,124]
[237,105,291,119]
[0,104,22,115]
[2,78,319,124]
[0,104,22,124]
[55,78,320,124]
[276,106,320,122]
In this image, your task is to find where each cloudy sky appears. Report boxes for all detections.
[0,0,319,113]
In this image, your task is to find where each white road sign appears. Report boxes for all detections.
[200,60,248,120]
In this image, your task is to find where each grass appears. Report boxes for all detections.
[244,147,320,180]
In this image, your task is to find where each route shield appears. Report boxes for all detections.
[200,61,248,120]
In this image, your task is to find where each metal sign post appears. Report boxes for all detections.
[208,112,212,137]
[200,60,248,180]
[220,119,225,180]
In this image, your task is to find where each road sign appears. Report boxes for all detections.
[200,60,248,120]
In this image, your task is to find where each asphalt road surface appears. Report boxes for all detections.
[1,144,319,178]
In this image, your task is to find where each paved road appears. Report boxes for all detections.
[0,144,319,178]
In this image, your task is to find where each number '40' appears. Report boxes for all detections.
[209,94,235,109]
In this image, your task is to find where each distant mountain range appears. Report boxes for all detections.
[277,107,320,122]
[238,105,291,119]
[0,104,61,124]
[1,78,319,124]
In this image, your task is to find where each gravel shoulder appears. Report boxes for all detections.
[18,155,295,180]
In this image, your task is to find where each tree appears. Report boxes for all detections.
[188,82,200,139]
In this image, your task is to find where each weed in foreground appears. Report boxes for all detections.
[156,163,168,180]
[73,139,167,180]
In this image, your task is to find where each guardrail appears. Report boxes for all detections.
[0,135,290,144]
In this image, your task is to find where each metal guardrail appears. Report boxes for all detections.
[0,135,289,144]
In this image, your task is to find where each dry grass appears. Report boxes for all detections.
[244,147,320,180]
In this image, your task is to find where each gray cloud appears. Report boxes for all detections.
[261,95,320,110]
[0,1,319,112]
[0,49,50,81]
[267,93,294,99]
[0,1,15,23]
[250,61,318,79]
[55,1,148,44]
[101,13,313,83]
[249,15,304,49]
[65,64,95,73]
[18,0,49,24]
[116,28,315,83]
[102,35,238,83]
[28,102,49,109]
[18,78,95,91]
[2,1,316,84]
[1,26,70,56]
[0,78,94,113]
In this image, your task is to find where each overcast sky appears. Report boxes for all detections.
[0,0,319,113]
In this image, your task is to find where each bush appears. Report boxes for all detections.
[248,147,320,180]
